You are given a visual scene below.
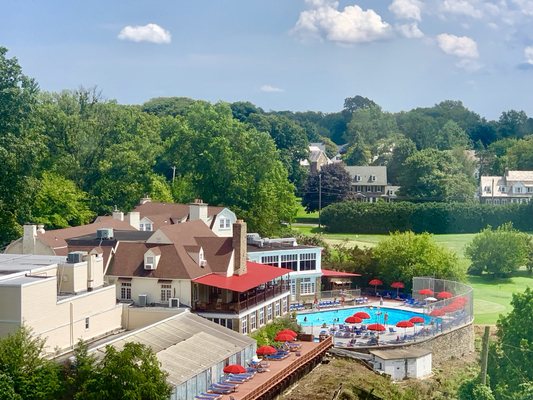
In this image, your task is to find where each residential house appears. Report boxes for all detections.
[67,220,291,334]
[0,253,122,353]
[300,143,332,173]
[122,197,237,237]
[246,233,322,303]
[345,166,397,202]
[480,170,533,204]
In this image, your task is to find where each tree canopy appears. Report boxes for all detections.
[302,163,352,212]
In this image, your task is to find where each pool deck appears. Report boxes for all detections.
[212,338,332,400]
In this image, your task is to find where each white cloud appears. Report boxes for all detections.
[260,84,284,93]
[440,0,483,18]
[118,23,171,44]
[292,1,392,44]
[437,33,479,59]
[513,0,533,15]
[397,23,424,38]
[389,0,423,21]
[525,46,533,64]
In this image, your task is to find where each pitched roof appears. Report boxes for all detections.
[107,221,233,279]
[506,170,533,181]
[37,218,136,256]
[132,201,225,229]
[192,262,291,292]
[321,269,361,277]
[344,166,388,185]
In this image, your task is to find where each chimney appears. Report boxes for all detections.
[112,207,124,221]
[233,220,247,276]
[139,196,152,205]
[23,224,37,254]
[189,199,208,224]
[126,211,140,230]
[37,224,45,234]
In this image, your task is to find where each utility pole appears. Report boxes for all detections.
[318,172,322,229]
[480,325,490,385]
[171,166,176,183]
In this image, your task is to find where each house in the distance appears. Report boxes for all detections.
[0,253,122,353]
[345,166,397,203]
[480,170,533,204]
[246,233,322,303]
[300,143,332,174]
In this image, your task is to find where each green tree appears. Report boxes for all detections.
[458,377,495,400]
[343,95,378,114]
[506,136,533,170]
[437,120,471,149]
[386,138,417,185]
[302,163,352,212]
[343,141,371,166]
[488,288,533,400]
[398,148,476,202]
[373,232,464,290]
[31,172,94,229]
[83,342,172,400]
[465,223,531,276]
[141,96,196,117]
[344,105,398,146]
[0,326,62,400]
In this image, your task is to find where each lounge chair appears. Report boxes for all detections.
[195,393,222,400]
[208,386,233,395]
[389,327,397,333]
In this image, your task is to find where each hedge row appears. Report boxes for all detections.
[321,201,533,234]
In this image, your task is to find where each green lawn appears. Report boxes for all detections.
[291,226,533,324]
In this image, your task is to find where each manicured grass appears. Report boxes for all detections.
[292,226,533,324]
[294,201,319,223]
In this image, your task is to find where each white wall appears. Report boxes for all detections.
[113,277,192,307]
[210,208,237,237]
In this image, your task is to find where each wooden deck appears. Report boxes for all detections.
[223,337,332,400]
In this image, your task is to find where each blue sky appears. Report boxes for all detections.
[2,0,533,119]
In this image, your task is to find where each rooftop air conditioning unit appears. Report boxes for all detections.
[67,251,87,264]
[96,228,114,240]
[138,294,147,307]
[144,263,155,270]
[169,298,180,308]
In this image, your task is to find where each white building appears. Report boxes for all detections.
[369,348,432,381]
[0,253,122,353]
[246,234,322,303]
[480,170,533,204]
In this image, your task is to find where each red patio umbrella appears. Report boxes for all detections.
[396,320,414,336]
[409,316,425,324]
[275,333,296,342]
[256,345,277,356]
[369,279,383,295]
[354,311,371,320]
[277,329,298,338]
[390,281,404,298]
[437,291,453,299]
[345,316,363,324]
[419,288,434,296]
[223,364,246,374]
[429,309,445,317]
[367,323,386,332]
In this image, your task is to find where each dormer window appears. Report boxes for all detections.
[144,248,161,270]
[500,186,507,193]
[139,217,154,231]
[219,217,231,230]
[355,175,361,182]
[484,186,491,193]
[370,175,376,182]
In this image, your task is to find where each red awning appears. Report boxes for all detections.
[192,262,291,293]
[321,269,361,277]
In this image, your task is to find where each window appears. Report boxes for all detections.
[281,254,298,271]
[241,317,248,334]
[515,187,523,193]
[500,186,507,192]
[484,186,491,193]
[120,282,132,300]
[140,222,153,231]
[259,308,265,326]
[219,217,231,230]
[267,304,273,321]
[274,301,281,317]
[161,284,172,302]
[300,253,317,271]
[261,255,279,267]
[85,317,90,329]
[300,278,316,295]
[250,312,257,331]
[282,297,288,313]
[370,175,376,182]
[527,187,533,193]
[146,256,154,264]
[355,175,361,182]
[226,319,233,330]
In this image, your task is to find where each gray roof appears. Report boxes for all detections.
[344,166,388,185]
[90,310,255,386]
[369,347,431,360]
[0,254,65,275]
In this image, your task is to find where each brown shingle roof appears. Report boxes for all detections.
[38,217,136,256]
[107,221,233,280]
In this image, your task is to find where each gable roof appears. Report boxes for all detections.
[132,201,225,230]
[344,166,388,185]
[107,221,233,279]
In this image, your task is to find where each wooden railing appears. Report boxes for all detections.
[240,337,333,400]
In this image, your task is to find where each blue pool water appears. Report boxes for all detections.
[296,306,432,327]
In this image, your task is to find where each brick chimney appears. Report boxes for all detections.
[233,220,247,276]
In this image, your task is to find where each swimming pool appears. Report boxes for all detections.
[296,306,432,327]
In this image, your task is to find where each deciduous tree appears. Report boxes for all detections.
[302,163,352,212]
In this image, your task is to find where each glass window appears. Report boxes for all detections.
[300,277,316,295]
[226,319,233,330]
[267,304,273,321]
[281,254,298,271]
[241,317,248,334]
[120,282,132,300]
[259,308,265,326]
[85,317,90,329]
[250,312,257,331]
[219,217,231,229]
[282,297,288,313]
[275,301,280,317]
[161,284,172,302]
[300,253,317,271]
[261,255,279,267]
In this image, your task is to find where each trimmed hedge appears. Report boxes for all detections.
[321,201,533,234]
